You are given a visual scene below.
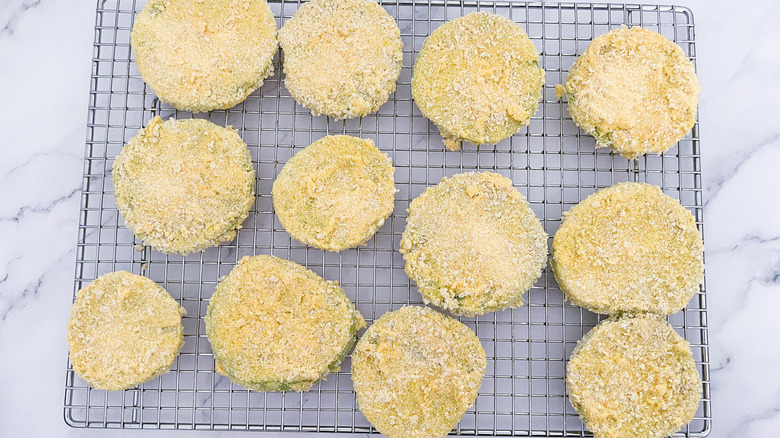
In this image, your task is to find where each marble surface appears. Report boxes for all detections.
[1,0,778,437]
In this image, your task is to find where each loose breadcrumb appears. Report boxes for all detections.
[351,306,486,438]
[564,26,700,159]
[205,255,365,391]
[131,0,278,112]
[112,116,255,255]
[552,182,703,315]
[67,271,185,391]
[278,0,403,119]
[411,12,544,150]
[567,314,702,438]
[272,135,396,251]
[400,172,548,316]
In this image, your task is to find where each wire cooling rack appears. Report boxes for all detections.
[65,0,711,436]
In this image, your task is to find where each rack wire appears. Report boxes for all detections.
[65,0,711,436]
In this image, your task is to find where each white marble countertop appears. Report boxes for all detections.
[1,0,778,437]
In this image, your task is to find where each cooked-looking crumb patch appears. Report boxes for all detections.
[351,306,486,438]
[400,172,547,316]
[272,135,396,252]
[411,12,544,150]
[113,116,255,255]
[279,0,403,119]
[205,255,365,391]
[131,0,278,112]
[564,26,700,159]
[567,314,701,438]
[67,271,185,391]
[552,182,703,315]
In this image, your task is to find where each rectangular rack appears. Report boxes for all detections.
[65,0,711,436]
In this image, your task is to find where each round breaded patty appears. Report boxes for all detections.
[113,116,255,255]
[272,135,396,251]
[411,12,545,150]
[552,182,703,315]
[279,0,403,119]
[400,172,547,316]
[351,306,486,438]
[567,314,701,438]
[131,0,278,112]
[564,26,700,159]
[205,255,365,391]
[67,271,185,391]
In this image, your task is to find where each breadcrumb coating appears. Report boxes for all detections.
[205,255,365,391]
[567,314,701,438]
[272,135,396,251]
[564,26,700,159]
[400,172,547,316]
[552,182,703,315]
[67,271,185,391]
[351,306,486,438]
[279,0,403,119]
[412,12,544,150]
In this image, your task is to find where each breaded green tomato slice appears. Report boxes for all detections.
[412,12,544,150]
[205,255,365,391]
[272,135,396,251]
[563,26,700,159]
[552,182,703,315]
[567,314,702,438]
[113,116,255,255]
[400,172,548,316]
[279,0,403,119]
[131,0,278,112]
[67,271,185,391]
[351,306,486,438]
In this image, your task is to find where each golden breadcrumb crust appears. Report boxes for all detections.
[205,255,365,391]
[131,0,278,112]
[272,135,396,251]
[400,172,547,316]
[113,116,255,255]
[567,314,702,438]
[552,182,703,315]
[564,26,700,159]
[412,12,544,150]
[351,306,486,438]
[279,0,403,119]
[67,271,185,391]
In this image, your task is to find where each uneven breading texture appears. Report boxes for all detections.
[351,306,486,438]
[400,172,547,316]
[131,0,278,112]
[272,135,396,252]
[205,255,365,391]
[564,26,700,159]
[113,116,255,255]
[67,271,185,391]
[411,12,544,150]
[278,0,403,119]
[552,182,703,315]
[567,314,702,438]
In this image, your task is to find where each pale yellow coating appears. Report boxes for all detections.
[279,0,403,119]
[400,172,548,316]
[272,135,396,252]
[131,0,278,112]
[567,314,702,438]
[67,271,185,391]
[552,182,704,315]
[411,12,545,150]
[205,255,365,392]
[564,26,700,159]
[113,116,255,255]
[351,306,486,438]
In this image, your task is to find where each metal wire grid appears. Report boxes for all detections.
[64,0,710,436]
